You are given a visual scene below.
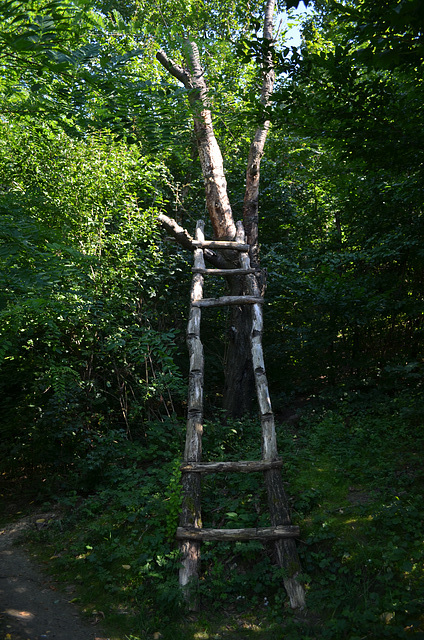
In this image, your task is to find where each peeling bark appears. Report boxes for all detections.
[157,43,236,241]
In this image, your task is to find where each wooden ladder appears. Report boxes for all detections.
[178,220,305,610]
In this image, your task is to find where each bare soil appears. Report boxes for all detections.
[0,516,108,640]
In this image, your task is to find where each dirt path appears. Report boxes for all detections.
[0,517,108,640]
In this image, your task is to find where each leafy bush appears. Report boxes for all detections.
[0,119,189,475]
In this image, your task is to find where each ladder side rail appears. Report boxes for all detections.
[185,220,206,461]
[236,221,306,610]
[180,220,206,608]
[235,222,277,460]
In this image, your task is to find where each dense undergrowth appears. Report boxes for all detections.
[6,386,423,640]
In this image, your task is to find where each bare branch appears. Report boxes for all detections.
[156,50,190,87]
[158,213,195,249]
[157,213,231,269]
[183,38,209,106]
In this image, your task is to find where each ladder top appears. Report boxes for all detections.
[192,295,263,308]
[192,240,250,251]
[192,267,256,275]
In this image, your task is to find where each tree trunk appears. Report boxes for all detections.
[244,0,275,271]
[222,278,256,416]
[223,0,275,414]
[157,42,236,242]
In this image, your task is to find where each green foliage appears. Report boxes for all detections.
[28,425,186,636]
[280,389,424,639]
[20,389,424,639]
[329,0,424,69]
[165,457,182,538]
[262,2,424,392]
[0,117,189,474]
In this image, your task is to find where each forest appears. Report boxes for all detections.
[0,0,423,638]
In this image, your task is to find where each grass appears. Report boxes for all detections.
[9,387,424,639]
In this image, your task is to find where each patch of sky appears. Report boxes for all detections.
[278,0,315,48]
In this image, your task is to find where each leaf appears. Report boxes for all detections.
[286,0,310,8]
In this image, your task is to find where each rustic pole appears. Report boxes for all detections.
[237,221,306,610]
[180,459,283,474]
[179,220,206,610]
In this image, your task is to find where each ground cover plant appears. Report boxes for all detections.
[18,386,424,640]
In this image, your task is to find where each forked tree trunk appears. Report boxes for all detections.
[157,1,275,416]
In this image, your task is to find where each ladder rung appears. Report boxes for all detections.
[176,526,300,541]
[181,460,283,474]
[192,295,263,308]
[192,240,249,251]
[192,268,256,275]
